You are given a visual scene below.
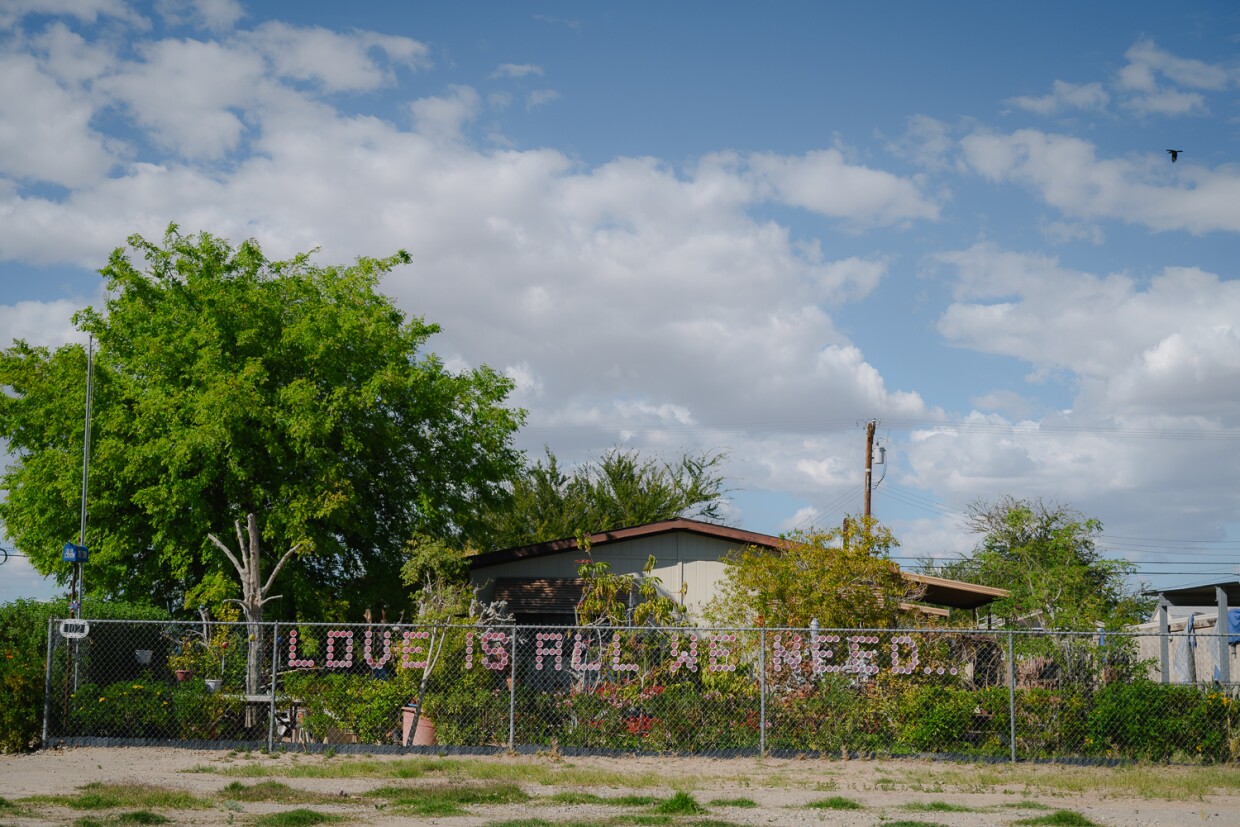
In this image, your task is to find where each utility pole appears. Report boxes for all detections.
[863,419,876,519]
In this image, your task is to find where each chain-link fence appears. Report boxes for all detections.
[43,619,1240,762]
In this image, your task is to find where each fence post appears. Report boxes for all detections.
[1006,629,1016,763]
[758,628,766,755]
[508,626,517,752]
[268,621,279,752]
[42,617,55,745]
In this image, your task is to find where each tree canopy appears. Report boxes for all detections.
[0,226,524,618]
[708,517,921,629]
[475,447,728,549]
[926,496,1151,630]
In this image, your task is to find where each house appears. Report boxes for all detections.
[468,517,1008,625]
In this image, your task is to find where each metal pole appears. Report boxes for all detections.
[42,617,56,745]
[508,627,517,752]
[758,628,766,755]
[268,621,279,752]
[76,335,94,620]
[1006,629,1017,763]
[1217,586,1231,685]
[1158,599,1170,684]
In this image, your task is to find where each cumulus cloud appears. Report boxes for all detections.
[241,22,430,92]
[0,298,91,348]
[492,63,543,79]
[960,128,1240,234]
[746,148,941,225]
[0,52,116,185]
[0,0,146,30]
[1116,39,1228,116]
[1006,80,1109,115]
[936,243,1240,426]
[156,0,245,32]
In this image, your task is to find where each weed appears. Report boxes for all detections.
[219,781,339,804]
[253,809,342,827]
[653,791,704,815]
[708,797,757,808]
[1015,811,1101,827]
[901,801,976,813]
[115,812,171,825]
[369,781,529,816]
[806,795,863,810]
[28,783,206,812]
[548,792,660,806]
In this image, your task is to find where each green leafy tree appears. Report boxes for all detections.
[708,516,920,629]
[928,497,1151,630]
[0,226,524,617]
[477,447,727,549]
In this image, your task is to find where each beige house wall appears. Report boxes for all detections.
[470,532,742,619]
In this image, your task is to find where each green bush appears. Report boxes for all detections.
[767,674,900,755]
[1085,681,1239,762]
[0,598,167,752]
[66,677,174,738]
[897,685,978,752]
[285,672,414,744]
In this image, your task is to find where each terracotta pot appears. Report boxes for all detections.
[401,705,437,746]
[175,669,193,682]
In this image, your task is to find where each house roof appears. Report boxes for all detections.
[1146,578,1240,607]
[470,518,1009,611]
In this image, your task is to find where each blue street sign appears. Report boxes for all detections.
[62,543,89,563]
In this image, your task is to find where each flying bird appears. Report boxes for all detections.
[1167,149,1183,163]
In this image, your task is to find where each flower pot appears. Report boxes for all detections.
[175,669,193,682]
[204,679,223,693]
[135,649,153,666]
[401,705,437,746]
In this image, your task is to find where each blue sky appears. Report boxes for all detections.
[3,0,1240,604]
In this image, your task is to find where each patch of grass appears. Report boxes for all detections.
[1015,811,1101,827]
[253,809,343,827]
[115,813,171,825]
[548,792,660,806]
[369,781,530,816]
[806,795,863,810]
[218,781,340,804]
[70,815,169,827]
[28,783,206,812]
[883,763,1240,801]
[901,800,976,813]
[203,755,681,788]
[1002,801,1053,810]
[653,791,704,815]
[0,798,15,811]
[708,797,757,808]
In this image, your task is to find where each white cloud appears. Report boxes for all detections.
[885,115,954,171]
[960,128,1240,234]
[746,148,941,225]
[0,0,146,30]
[0,298,90,348]
[1116,39,1228,117]
[492,63,543,79]
[242,22,430,93]
[526,89,559,110]
[410,85,481,142]
[99,37,264,158]
[1006,80,1109,116]
[156,0,244,32]
[0,52,116,185]
[936,244,1240,427]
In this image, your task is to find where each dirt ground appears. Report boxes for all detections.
[2,747,1240,826]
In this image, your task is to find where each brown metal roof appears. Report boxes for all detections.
[470,518,1009,611]
[468,517,786,569]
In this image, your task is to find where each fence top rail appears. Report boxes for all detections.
[51,618,1187,639]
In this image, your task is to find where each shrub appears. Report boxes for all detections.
[0,598,167,752]
[66,678,175,738]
